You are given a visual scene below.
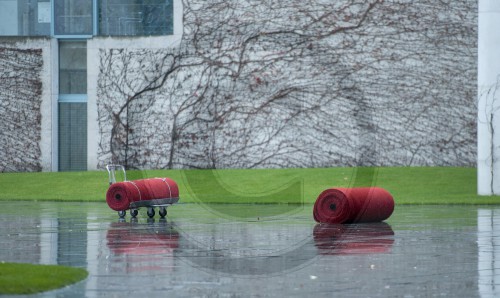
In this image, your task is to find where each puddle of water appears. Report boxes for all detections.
[0,202,498,297]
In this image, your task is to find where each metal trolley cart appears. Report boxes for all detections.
[106,165,179,219]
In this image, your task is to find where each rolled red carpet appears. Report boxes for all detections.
[106,178,179,211]
[313,187,394,224]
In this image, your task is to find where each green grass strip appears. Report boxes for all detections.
[0,167,498,204]
[0,262,88,295]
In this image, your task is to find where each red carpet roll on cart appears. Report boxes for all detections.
[313,187,394,224]
[105,165,179,218]
[106,178,179,211]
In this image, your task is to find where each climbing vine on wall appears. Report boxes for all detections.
[97,0,477,169]
[0,47,43,172]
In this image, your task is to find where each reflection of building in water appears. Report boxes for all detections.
[478,209,500,297]
[0,216,43,264]
[176,220,316,276]
[39,217,58,265]
[0,206,86,266]
[57,217,88,267]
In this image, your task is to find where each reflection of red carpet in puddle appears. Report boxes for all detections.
[106,178,179,211]
[313,187,394,224]
[106,223,179,255]
[106,222,179,273]
[313,222,394,255]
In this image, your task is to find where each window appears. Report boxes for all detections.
[58,41,87,171]
[59,41,87,94]
[58,102,87,171]
[0,0,174,37]
[99,0,173,36]
[0,0,51,36]
[54,0,93,36]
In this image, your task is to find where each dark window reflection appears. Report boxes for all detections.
[99,0,173,36]
[54,0,93,35]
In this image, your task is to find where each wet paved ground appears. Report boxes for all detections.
[1,201,500,297]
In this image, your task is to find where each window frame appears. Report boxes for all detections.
[51,0,97,38]
[97,0,174,36]
[58,94,88,103]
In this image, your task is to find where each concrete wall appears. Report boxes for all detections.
[478,0,500,195]
[0,0,480,173]
[87,0,184,170]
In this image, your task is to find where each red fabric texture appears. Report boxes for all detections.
[313,187,394,224]
[106,178,179,211]
[313,222,394,255]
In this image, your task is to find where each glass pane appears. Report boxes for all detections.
[59,41,87,94]
[54,0,93,35]
[59,102,87,171]
[99,0,173,36]
[0,0,51,36]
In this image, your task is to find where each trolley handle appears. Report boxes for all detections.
[106,164,127,185]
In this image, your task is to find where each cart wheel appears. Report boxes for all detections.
[130,209,138,218]
[118,210,126,218]
[159,207,167,218]
[147,207,155,218]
